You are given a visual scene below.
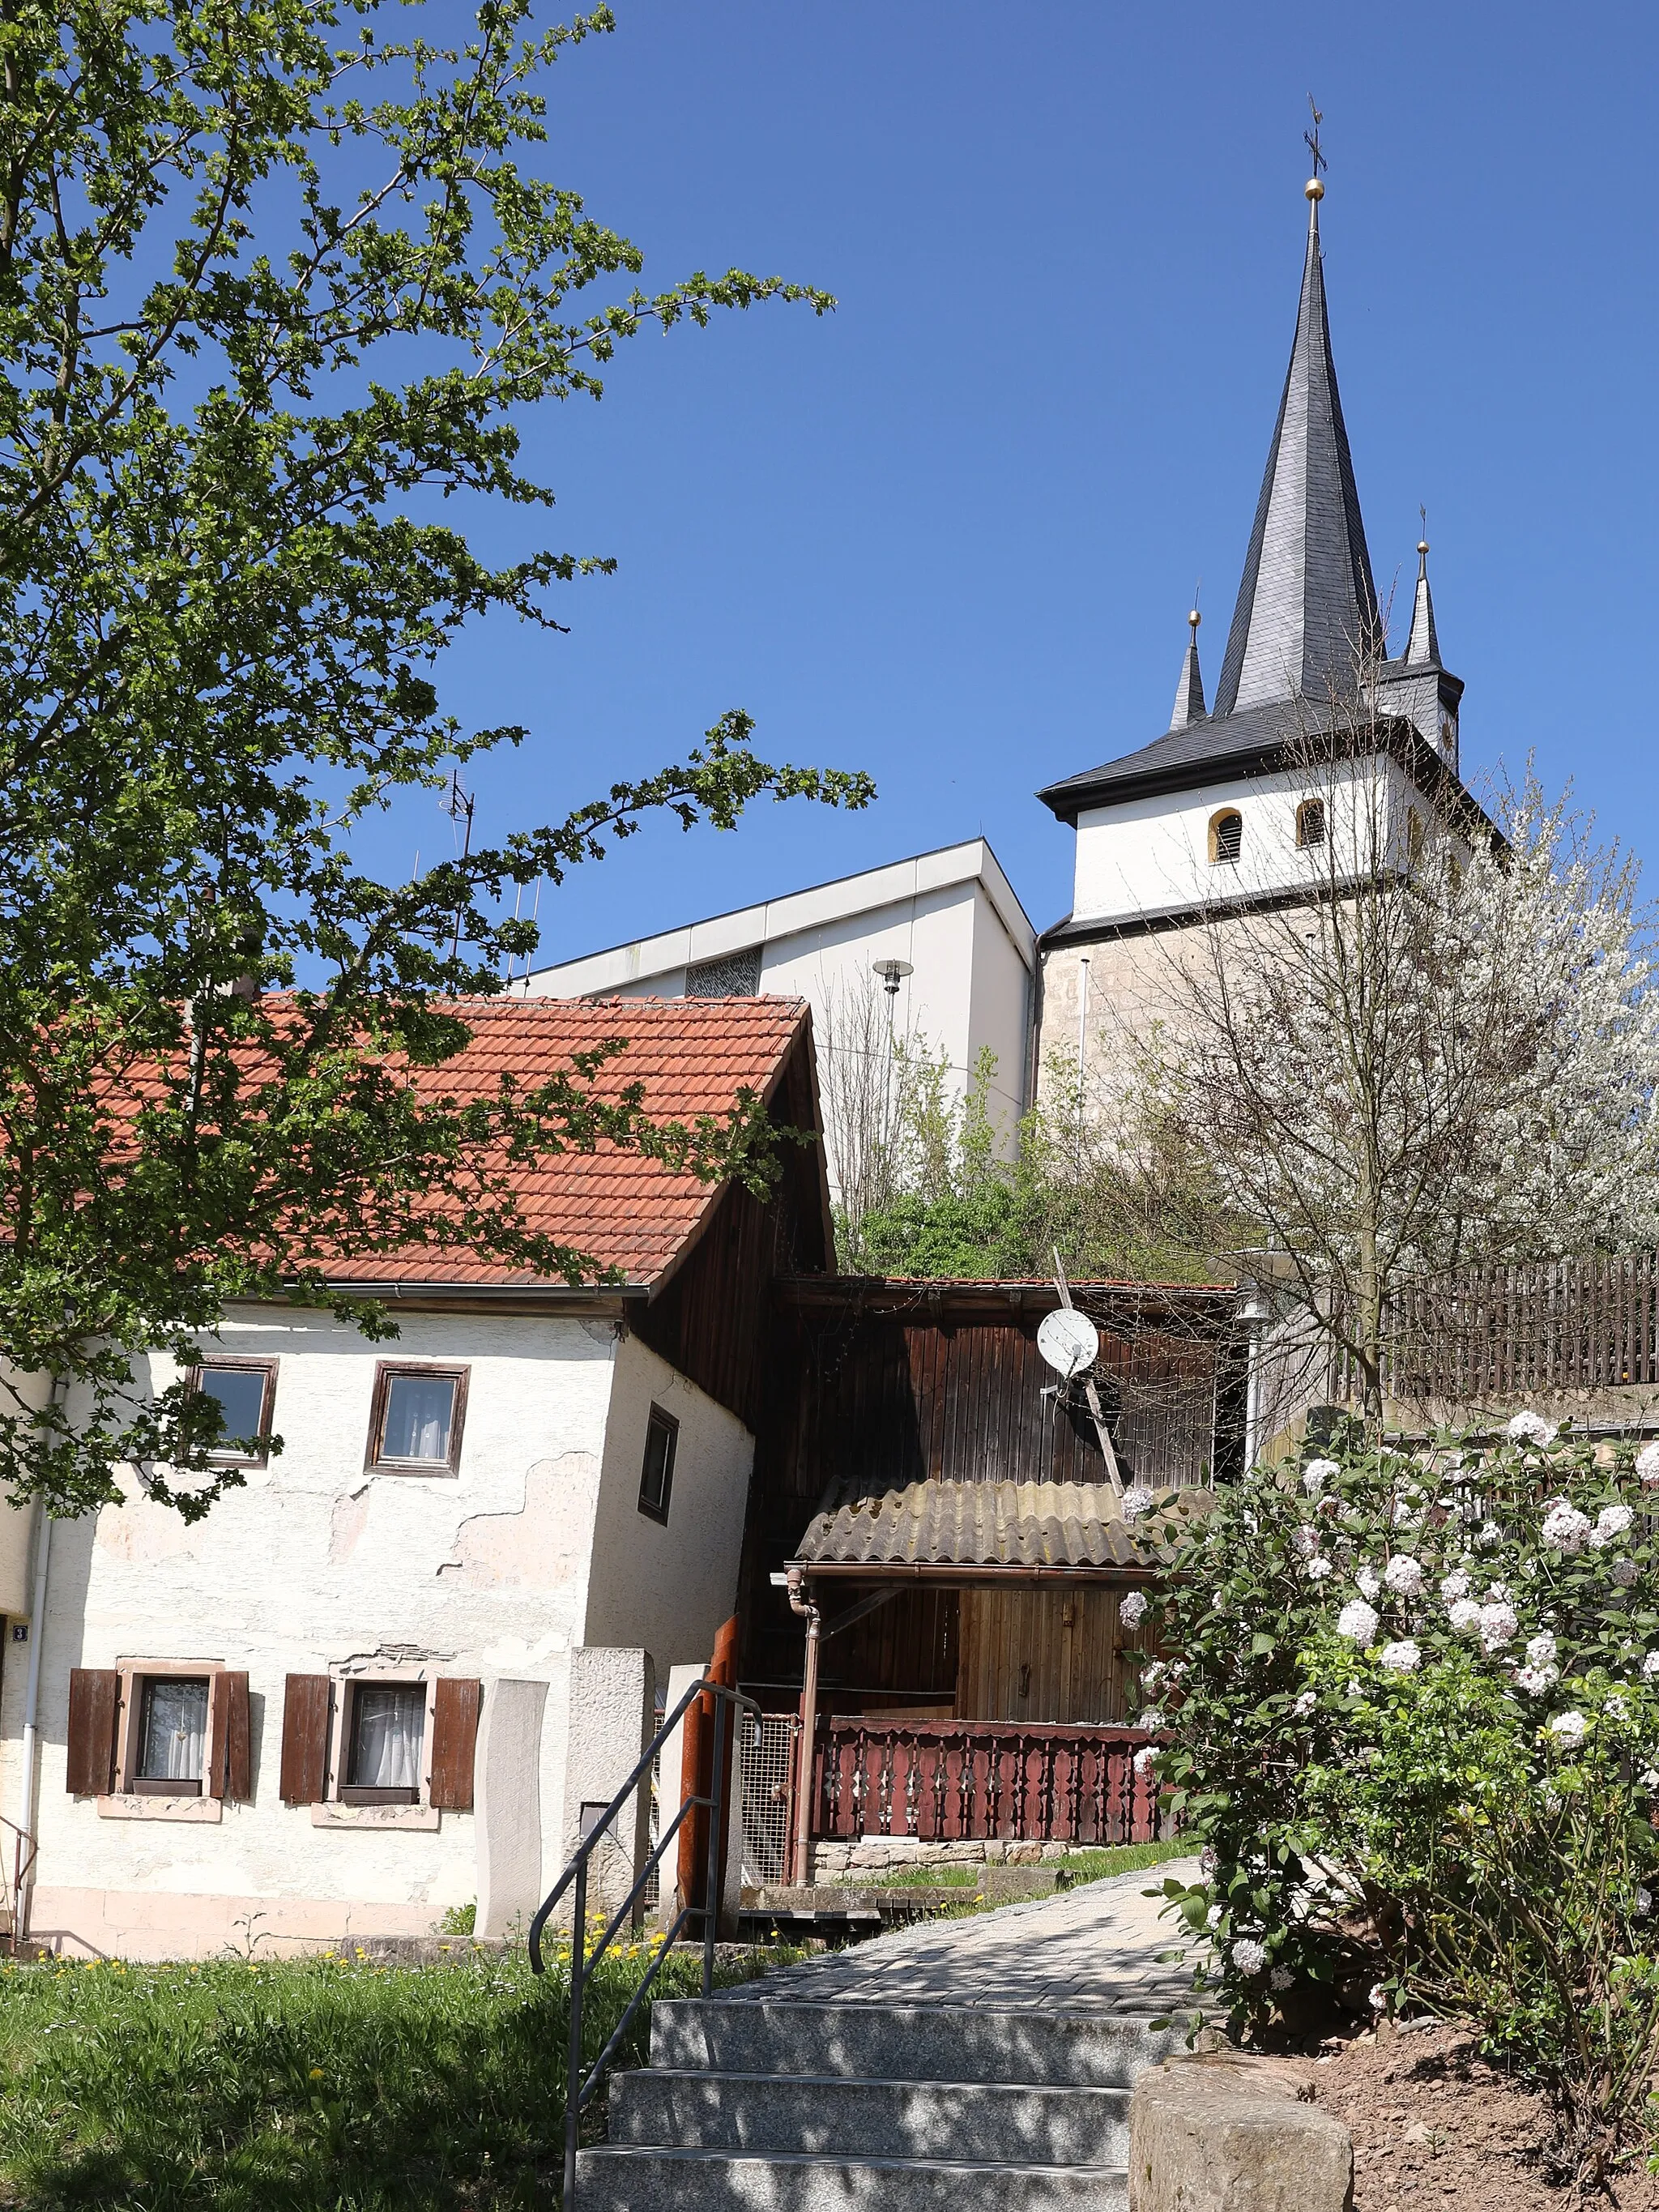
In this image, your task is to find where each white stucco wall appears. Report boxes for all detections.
[522,839,1038,1179]
[582,1332,753,1672]
[1,1301,758,1958]
[1070,754,1426,928]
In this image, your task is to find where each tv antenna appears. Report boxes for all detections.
[441,771,476,966]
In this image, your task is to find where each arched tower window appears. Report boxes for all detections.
[1296,798,1326,849]
[1208,809,1243,865]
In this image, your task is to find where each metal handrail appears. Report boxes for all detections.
[528,1673,760,2209]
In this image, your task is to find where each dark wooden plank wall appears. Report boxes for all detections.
[819,1589,960,1717]
[634,1033,830,1433]
[738,1292,1226,1696]
[956,1586,1143,1725]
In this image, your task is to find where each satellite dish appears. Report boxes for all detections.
[1038,1307,1098,1381]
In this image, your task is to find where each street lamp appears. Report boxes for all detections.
[871,958,912,998]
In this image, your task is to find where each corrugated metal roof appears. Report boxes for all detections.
[791,1479,1152,1571]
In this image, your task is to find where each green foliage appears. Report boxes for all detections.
[436,1900,477,1936]
[1138,1420,1659,2186]
[0,1941,789,2208]
[842,1049,1230,1282]
[0,2,871,1514]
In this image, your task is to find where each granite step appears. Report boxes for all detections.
[573,2143,1128,2211]
[608,2067,1132,2164]
[650,1996,1174,2087]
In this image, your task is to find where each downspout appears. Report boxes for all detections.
[1238,1292,1272,1474]
[786,1569,821,1888]
[16,1377,62,1941]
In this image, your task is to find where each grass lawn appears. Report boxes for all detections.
[867,1838,1193,1890]
[0,1937,787,2210]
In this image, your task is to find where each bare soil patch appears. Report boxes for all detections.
[1310,2020,1659,2211]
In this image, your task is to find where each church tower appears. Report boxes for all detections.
[1032,166,1479,1091]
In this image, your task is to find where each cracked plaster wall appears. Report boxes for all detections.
[1,1303,748,1957]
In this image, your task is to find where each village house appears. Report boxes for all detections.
[730,1275,1240,1884]
[0,996,830,1960]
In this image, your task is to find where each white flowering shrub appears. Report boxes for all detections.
[1138,1421,1659,2184]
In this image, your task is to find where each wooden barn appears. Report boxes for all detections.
[733,1276,1242,1877]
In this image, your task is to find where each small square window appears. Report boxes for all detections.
[341,1683,426,1804]
[365,1364,468,1474]
[134,1676,209,1796]
[638,1405,679,1525]
[191,1358,277,1466]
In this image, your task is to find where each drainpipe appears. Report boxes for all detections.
[1238,1291,1273,1474]
[16,1377,62,1943]
[786,1569,821,1889]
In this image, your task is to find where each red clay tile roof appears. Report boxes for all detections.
[321,994,813,1292]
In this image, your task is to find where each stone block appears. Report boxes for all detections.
[1128,2052,1353,2212]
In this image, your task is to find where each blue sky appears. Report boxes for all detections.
[380,0,1659,958]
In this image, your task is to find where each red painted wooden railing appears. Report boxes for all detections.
[809,1719,1165,1847]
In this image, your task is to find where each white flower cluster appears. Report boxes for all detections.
[1516,1636,1559,1696]
[1448,1597,1483,1638]
[1638,1440,1659,1487]
[1612,1559,1641,1587]
[1354,1563,1381,1602]
[1478,1599,1519,1653]
[1291,1689,1318,1718]
[1379,1639,1421,1674]
[1547,1710,1589,1748]
[1337,1599,1380,1646]
[1474,1519,1504,1549]
[1290,1525,1321,1560]
[1643,1652,1659,1681]
[1542,1500,1593,1554]
[1119,1590,1149,1629]
[1303,1458,1341,1495]
[1229,1937,1269,1977]
[1383,1554,1425,1598]
[1139,1659,1168,1697]
[1590,1503,1635,1549]
[1269,1965,1294,1992]
[1508,1411,1559,1448]
[1122,1487,1155,1521]
[1137,1707,1165,1731]
[1439,1568,1472,1603]
[1303,1556,1334,1582]
[1132,1746,1158,1774]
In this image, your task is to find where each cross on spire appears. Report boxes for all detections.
[1304,96,1326,181]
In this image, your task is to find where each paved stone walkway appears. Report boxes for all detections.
[728,1858,1205,2017]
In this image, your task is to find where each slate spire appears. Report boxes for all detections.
[1168,607,1206,731]
[1404,537,1439,665]
[1213,178,1382,719]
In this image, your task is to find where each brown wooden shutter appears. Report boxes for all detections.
[65,1668,120,1796]
[429,1678,481,1809]
[208,1671,251,1800]
[279,1674,331,1804]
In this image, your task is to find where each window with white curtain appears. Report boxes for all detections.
[134,1676,209,1793]
[343,1683,426,1803]
[366,1364,468,1473]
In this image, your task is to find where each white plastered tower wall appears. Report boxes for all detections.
[1037,750,1433,1091]
[2,1302,757,1958]
[522,839,1038,1185]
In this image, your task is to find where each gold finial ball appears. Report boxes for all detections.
[1418,540,1430,556]
[1305,177,1324,202]
[1188,608,1201,631]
